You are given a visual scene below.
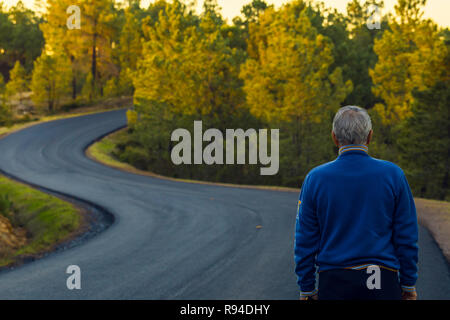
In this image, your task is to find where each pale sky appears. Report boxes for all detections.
[2,0,449,27]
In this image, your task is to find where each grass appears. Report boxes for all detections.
[87,129,137,172]
[0,175,84,268]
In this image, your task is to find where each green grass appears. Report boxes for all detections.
[0,175,83,267]
[87,129,139,171]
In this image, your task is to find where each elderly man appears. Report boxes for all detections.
[294,106,419,300]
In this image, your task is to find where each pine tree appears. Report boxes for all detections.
[398,81,449,200]
[240,1,352,184]
[134,0,244,127]
[81,0,117,100]
[6,60,28,104]
[116,2,144,96]
[370,0,447,125]
[41,0,118,101]
[40,0,85,100]
[0,73,11,126]
[31,52,72,112]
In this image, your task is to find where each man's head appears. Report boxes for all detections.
[332,106,373,147]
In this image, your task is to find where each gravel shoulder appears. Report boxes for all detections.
[416,198,450,262]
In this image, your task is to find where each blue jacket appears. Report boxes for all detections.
[294,144,419,297]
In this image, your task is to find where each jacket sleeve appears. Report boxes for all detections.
[393,170,419,291]
[294,174,320,296]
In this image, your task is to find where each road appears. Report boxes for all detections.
[0,109,448,299]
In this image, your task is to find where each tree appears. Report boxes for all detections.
[0,3,14,81]
[81,0,117,100]
[115,1,144,96]
[0,73,5,101]
[0,1,43,79]
[240,1,352,184]
[40,0,85,100]
[397,27,450,200]
[6,60,28,104]
[134,0,244,126]
[241,0,269,25]
[398,81,449,200]
[370,0,447,125]
[41,0,118,101]
[31,52,72,112]
[126,0,253,178]
[339,0,386,108]
[0,73,11,125]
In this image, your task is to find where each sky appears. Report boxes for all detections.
[2,0,449,27]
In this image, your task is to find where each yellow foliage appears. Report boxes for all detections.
[240,3,352,124]
[126,109,138,127]
[370,3,448,125]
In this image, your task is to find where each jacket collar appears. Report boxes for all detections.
[338,144,369,156]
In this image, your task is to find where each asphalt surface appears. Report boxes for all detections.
[0,109,448,299]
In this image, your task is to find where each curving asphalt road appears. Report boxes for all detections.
[0,109,448,299]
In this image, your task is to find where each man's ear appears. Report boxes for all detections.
[332,131,339,147]
[366,130,373,145]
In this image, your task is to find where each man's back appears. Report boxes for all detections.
[306,147,417,273]
[294,106,419,300]
[295,145,418,300]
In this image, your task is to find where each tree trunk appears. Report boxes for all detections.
[71,55,76,100]
[91,20,98,101]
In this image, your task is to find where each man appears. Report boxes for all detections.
[294,106,419,300]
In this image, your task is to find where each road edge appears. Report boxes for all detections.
[0,168,115,272]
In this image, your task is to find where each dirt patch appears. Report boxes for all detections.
[0,215,27,258]
[416,198,450,263]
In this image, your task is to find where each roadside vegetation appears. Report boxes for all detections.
[0,176,84,268]
[87,128,298,191]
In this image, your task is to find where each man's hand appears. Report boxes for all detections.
[299,294,318,301]
[401,290,417,300]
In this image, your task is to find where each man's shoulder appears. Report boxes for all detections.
[368,157,405,176]
[306,160,337,179]
[305,157,405,180]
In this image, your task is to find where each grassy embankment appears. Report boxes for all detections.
[86,128,298,192]
[88,129,450,262]
[0,176,84,267]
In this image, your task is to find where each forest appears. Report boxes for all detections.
[0,0,448,200]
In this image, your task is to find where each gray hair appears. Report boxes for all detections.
[332,106,372,145]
